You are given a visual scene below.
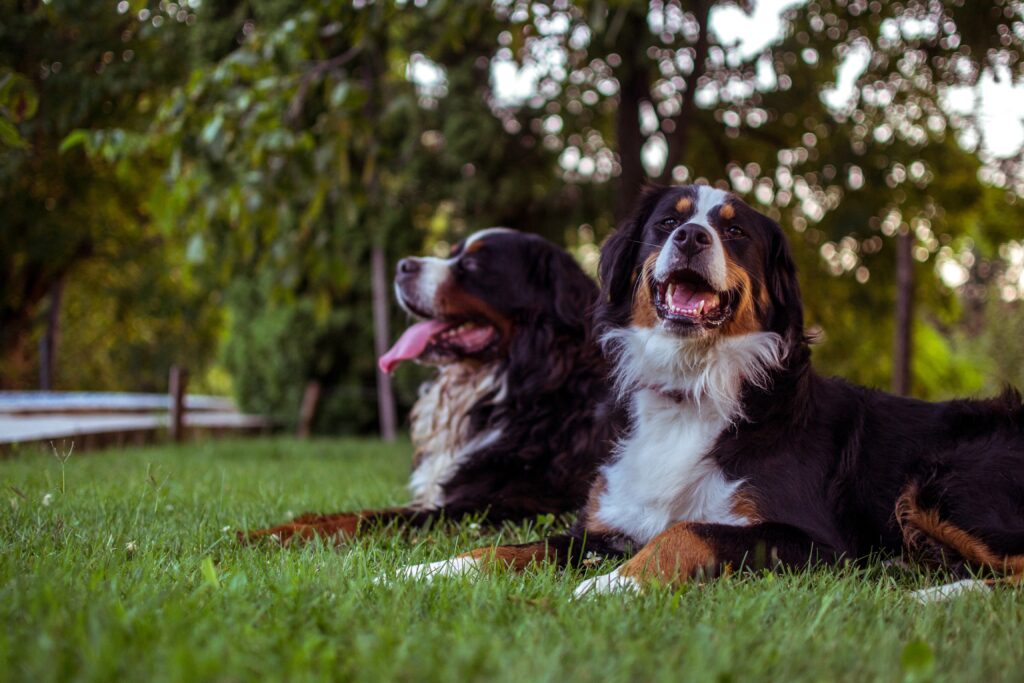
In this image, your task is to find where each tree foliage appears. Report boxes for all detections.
[0,0,213,388]
[2,0,1023,428]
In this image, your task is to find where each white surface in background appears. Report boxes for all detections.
[0,412,270,444]
[0,391,235,414]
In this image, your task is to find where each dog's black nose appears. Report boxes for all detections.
[672,224,713,255]
[397,258,420,275]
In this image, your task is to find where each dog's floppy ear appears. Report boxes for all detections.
[545,246,598,338]
[765,218,804,340]
[501,242,598,398]
[597,185,668,330]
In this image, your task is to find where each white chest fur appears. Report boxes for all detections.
[595,390,745,545]
[407,363,505,509]
[594,327,784,545]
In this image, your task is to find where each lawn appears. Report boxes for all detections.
[1,438,1021,683]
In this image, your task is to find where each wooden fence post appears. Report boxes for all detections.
[169,366,188,443]
[371,244,398,442]
[297,380,321,439]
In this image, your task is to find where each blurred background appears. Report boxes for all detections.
[2,0,1023,437]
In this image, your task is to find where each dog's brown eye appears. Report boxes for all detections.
[726,225,745,238]
[459,257,480,273]
[660,218,680,230]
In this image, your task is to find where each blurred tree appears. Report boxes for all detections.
[5,0,1021,431]
[143,0,608,430]
[0,0,214,389]
[495,0,1024,395]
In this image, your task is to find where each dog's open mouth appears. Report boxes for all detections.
[379,318,499,373]
[653,269,733,330]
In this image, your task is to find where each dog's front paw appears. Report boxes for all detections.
[376,556,481,586]
[572,568,641,599]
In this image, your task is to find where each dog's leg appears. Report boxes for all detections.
[239,507,435,546]
[385,533,617,583]
[574,522,829,596]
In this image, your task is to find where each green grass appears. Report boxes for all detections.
[1,438,1022,683]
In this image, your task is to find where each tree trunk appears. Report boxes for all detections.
[612,10,650,222]
[615,56,647,221]
[892,231,913,396]
[656,0,712,183]
[38,276,64,391]
[371,245,397,442]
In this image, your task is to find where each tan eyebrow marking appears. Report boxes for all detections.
[465,240,485,254]
[719,203,735,220]
[675,197,692,213]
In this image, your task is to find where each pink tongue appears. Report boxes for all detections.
[378,320,451,374]
[671,285,718,311]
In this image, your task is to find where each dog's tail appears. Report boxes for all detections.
[896,482,1024,574]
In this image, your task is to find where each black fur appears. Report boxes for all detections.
[242,230,612,544]
[597,185,1024,579]
[439,233,612,520]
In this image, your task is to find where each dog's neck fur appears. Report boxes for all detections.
[408,362,506,509]
[602,326,785,422]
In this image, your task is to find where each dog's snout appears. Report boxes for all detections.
[671,224,713,255]
[397,258,421,276]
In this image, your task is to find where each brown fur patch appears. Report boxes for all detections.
[241,512,362,546]
[618,523,718,585]
[896,484,1024,575]
[437,286,512,341]
[465,239,485,254]
[630,254,659,328]
[582,476,616,534]
[461,542,556,571]
[720,259,762,337]
[719,203,735,220]
[675,197,692,213]
[730,490,763,524]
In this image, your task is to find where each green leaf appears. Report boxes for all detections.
[900,639,935,680]
[0,117,26,148]
[59,129,89,154]
[200,557,221,589]
[0,69,38,122]
[328,81,350,108]
[200,114,224,146]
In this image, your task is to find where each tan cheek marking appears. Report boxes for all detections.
[437,284,513,340]
[719,203,735,221]
[721,259,761,337]
[618,523,718,586]
[630,254,660,328]
[675,197,692,213]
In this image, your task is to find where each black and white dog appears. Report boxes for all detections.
[242,228,611,544]
[391,186,1024,599]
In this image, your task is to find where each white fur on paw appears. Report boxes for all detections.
[572,568,641,599]
[911,579,991,604]
[377,556,480,585]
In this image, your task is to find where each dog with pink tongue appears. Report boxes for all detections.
[241,228,611,545]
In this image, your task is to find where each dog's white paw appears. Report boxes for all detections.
[910,579,991,604]
[572,568,641,599]
[377,556,481,585]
